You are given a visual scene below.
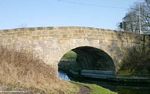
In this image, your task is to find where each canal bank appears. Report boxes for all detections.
[59,70,150,94]
[59,70,117,94]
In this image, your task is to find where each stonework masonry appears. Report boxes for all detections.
[0,26,149,77]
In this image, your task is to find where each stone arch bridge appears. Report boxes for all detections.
[0,27,149,77]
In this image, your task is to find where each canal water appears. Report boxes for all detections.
[58,71,150,94]
[58,70,70,81]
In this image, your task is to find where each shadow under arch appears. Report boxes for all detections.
[58,46,116,78]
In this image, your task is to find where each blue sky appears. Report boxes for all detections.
[0,0,144,30]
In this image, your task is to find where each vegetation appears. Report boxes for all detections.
[118,0,150,77]
[0,82,46,94]
[59,48,115,72]
[62,51,77,60]
[0,80,117,94]
[119,0,150,35]
[0,46,79,94]
[59,51,81,72]
[119,46,150,76]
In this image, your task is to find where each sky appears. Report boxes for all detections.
[0,0,144,30]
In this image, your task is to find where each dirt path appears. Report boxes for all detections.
[0,85,45,94]
[78,86,90,94]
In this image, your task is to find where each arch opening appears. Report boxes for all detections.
[58,46,116,80]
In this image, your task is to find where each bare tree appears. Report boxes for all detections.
[119,1,150,35]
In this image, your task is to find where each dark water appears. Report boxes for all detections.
[84,80,150,94]
[58,71,150,94]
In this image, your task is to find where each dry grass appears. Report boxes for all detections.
[0,45,79,94]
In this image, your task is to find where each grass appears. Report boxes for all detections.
[59,51,81,72]
[0,81,46,94]
[62,51,77,60]
[0,45,79,94]
[71,81,117,94]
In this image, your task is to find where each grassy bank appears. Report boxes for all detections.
[0,81,80,94]
[0,81,46,94]
[0,80,117,94]
[0,46,79,94]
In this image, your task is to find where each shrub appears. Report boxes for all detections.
[119,46,150,76]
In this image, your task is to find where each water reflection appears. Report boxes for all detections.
[58,70,150,94]
[93,81,150,94]
[58,71,70,81]
[116,86,150,94]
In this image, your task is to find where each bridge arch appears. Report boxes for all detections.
[58,46,116,75]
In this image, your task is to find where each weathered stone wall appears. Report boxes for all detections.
[0,27,147,77]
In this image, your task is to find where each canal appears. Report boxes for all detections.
[59,71,150,94]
